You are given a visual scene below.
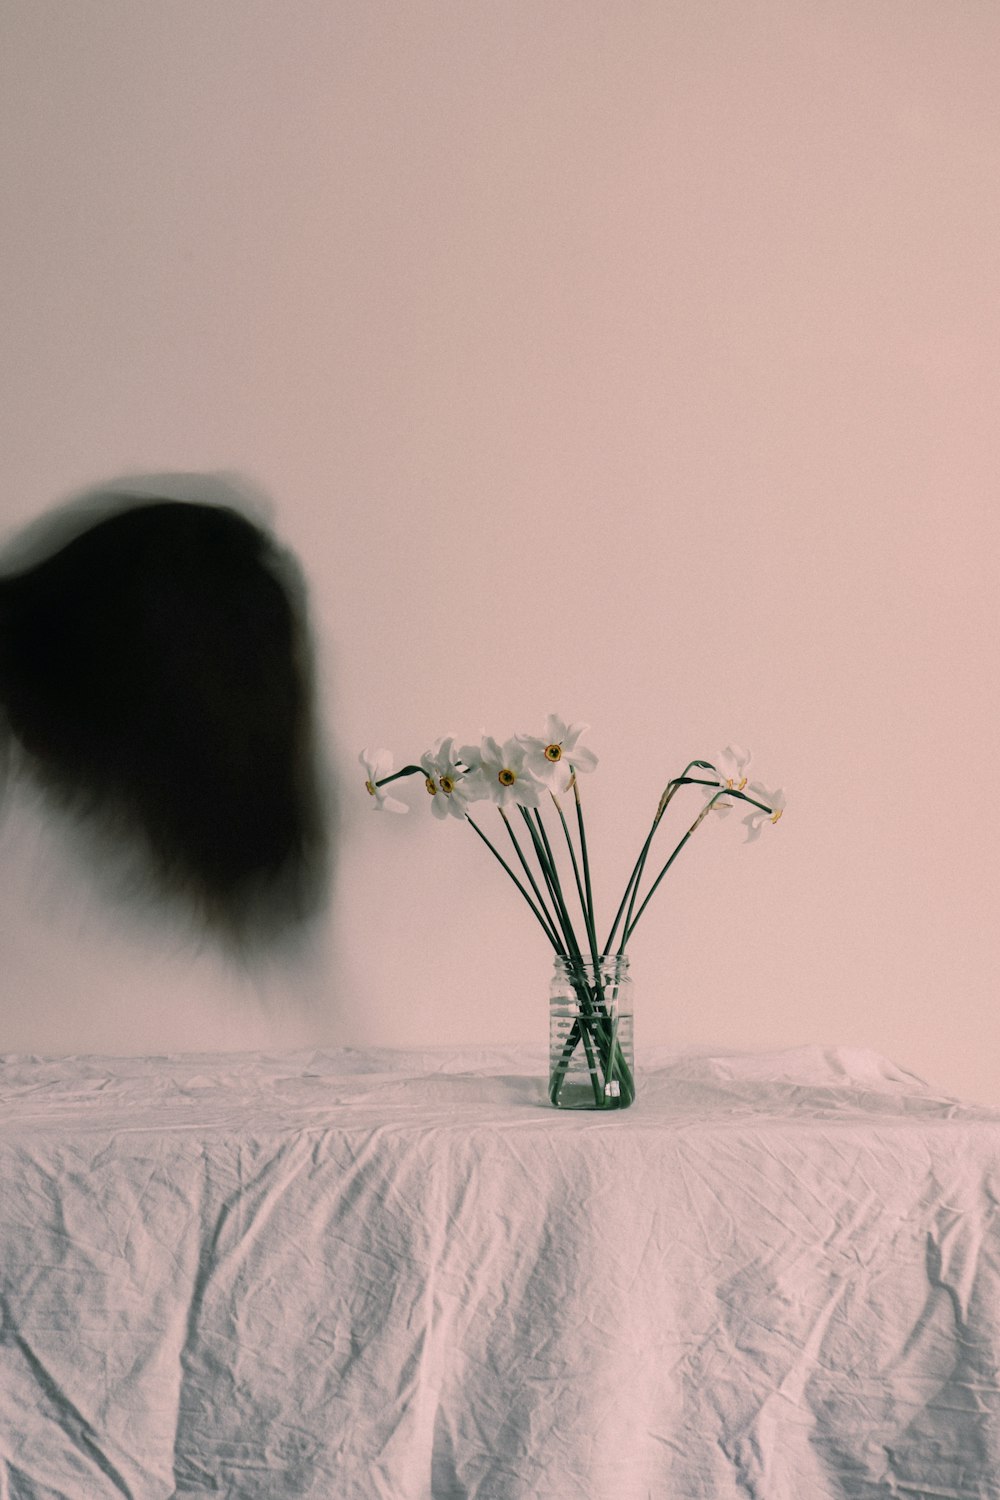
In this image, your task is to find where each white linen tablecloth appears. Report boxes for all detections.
[1,1043,999,1499]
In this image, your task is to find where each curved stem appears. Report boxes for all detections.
[621,785,773,945]
[603,766,720,955]
[374,764,426,786]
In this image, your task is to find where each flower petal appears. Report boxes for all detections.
[480,735,504,769]
[560,721,590,750]
[566,744,598,774]
[360,746,393,781]
[454,769,490,804]
[500,737,528,771]
[376,789,409,815]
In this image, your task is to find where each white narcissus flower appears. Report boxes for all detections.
[516,714,598,794]
[458,735,547,810]
[359,747,409,814]
[742,783,786,842]
[418,735,482,821]
[705,743,753,818]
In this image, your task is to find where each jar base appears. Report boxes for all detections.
[549,1077,633,1110]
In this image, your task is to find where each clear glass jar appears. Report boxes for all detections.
[548,952,635,1110]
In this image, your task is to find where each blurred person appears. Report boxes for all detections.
[0,486,328,953]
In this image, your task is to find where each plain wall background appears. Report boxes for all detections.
[1,2,998,1101]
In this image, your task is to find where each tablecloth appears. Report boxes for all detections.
[1,1043,999,1499]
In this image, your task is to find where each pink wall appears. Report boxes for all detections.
[1,3,998,1100]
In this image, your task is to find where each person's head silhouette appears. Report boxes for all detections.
[0,494,328,949]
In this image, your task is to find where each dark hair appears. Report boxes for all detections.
[0,497,327,948]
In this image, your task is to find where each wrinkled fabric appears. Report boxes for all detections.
[1,1044,999,1499]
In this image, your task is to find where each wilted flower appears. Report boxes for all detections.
[742,782,786,842]
[359,747,409,814]
[704,743,753,817]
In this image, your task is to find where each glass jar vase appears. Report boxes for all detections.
[548,952,635,1110]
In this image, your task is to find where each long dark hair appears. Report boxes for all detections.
[0,495,328,949]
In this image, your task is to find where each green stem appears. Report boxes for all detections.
[373,764,426,786]
[523,808,581,957]
[516,807,571,950]
[522,809,610,1103]
[464,813,565,953]
[549,793,596,959]
[571,778,604,978]
[548,962,636,1108]
[516,816,601,1108]
[536,791,639,1108]
[622,785,773,945]
[498,809,564,952]
[467,803,613,1108]
[605,766,721,955]
[549,968,608,1108]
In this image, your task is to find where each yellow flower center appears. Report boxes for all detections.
[738,776,748,791]
[439,775,455,794]
[498,767,516,786]
[770,807,783,824]
[544,743,562,762]
[424,777,437,796]
[365,780,377,797]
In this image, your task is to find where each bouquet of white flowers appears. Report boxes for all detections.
[361,716,784,1109]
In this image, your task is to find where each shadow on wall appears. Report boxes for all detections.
[0,473,334,959]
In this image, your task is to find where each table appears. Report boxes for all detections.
[1,1043,998,1498]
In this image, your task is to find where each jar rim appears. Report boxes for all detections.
[553,951,630,973]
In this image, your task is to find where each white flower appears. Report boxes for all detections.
[359,747,409,814]
[458,735,547,811]
[704,743,753,818]
[742,782,786,842]
[418,735,482,821]
[516,714,598,794]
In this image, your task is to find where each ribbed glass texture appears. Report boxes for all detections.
[548,953,635,1110]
